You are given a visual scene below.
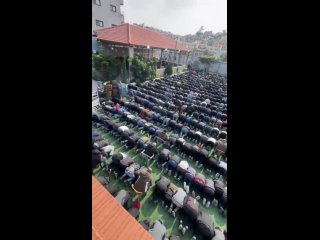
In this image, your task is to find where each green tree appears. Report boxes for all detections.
[164,63,173,76]
[92,53,122,82]
[220,52,227,62]
[131,56,157,83]
[199,55,218,72]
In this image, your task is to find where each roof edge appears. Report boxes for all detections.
[96,39,190,52]
[96,23,190,51]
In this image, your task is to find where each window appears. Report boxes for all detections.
[96,20,104,27]
[111,24,117,27]
[93,0,101,6]
[110,5,116,12]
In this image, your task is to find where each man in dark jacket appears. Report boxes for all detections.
[92,149,102,169]
[144,142,159,158]
[133,167,153,195]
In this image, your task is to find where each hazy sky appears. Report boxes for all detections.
[122,0,227,36]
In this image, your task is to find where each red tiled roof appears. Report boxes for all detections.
[92,177,153,240]
[96,23,190,52]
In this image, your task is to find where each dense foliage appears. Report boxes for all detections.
[219,53,227,62]
[164,63,173,76]
[131,56,157,83]
[92,53,122,82]
[199,55,218,64]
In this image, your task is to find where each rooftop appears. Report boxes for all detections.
[95,23,190,52]
[92,176,153,240]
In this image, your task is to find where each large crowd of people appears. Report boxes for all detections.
[92,71,227,240]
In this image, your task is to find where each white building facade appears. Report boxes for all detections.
[92,0,124,31]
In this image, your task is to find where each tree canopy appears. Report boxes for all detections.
[199,55,218,64]
[92,53,122,82]
[164,63,173,76]
[219,53,227,62]
[131,56,157,83]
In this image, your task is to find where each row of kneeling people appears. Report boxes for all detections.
[96,103,227,159]
[107,97,226,134]
[92,116,227,175]
[151,175,226,239]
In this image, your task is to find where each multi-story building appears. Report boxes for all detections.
[92,0,124,32]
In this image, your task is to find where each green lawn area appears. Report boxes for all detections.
[93,113,227,240]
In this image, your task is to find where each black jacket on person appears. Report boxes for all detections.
[144,144,158,157]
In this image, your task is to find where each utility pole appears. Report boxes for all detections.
[159,48,165,68]
[186,51,190,65]
[128,46,134,83]
[174,39,178,64]
[147,45,150,59]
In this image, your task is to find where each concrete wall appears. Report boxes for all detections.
[174,65,187,74]
[92,0,124,31]
[195,62,227,76]
[162,50,189,66]
[209,62,227,76]
[156,65,187,78]
[156,68,165,78]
